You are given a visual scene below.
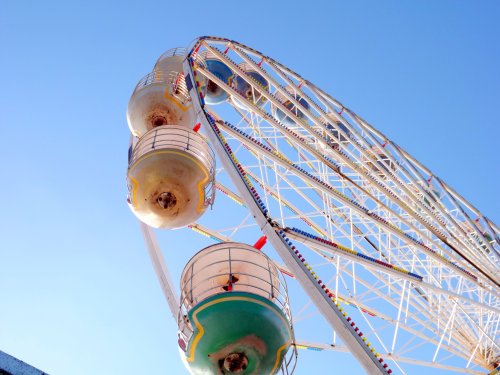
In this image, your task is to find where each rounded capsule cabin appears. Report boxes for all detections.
[127,48,194,137]
[363,145,396,178]
[178,242,295,375]
[127,125,215,229]
[196,51,233,105]
[408,181,441,213]
[324,113,350,146]
[229,63,269,110]
[477,231,495,253]
[274,88,310,127]
[420,182,440,210]
[153,47,186,72]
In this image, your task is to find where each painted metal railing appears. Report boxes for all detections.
[132,69,190,105]
[129,125,216,207]
[154,47,186,66]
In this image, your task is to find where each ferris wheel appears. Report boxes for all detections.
[125,36,500,375]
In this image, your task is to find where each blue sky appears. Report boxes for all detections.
[1,1,499,374]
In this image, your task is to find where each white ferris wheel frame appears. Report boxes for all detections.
[134,36,500,375]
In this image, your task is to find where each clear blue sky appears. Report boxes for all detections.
[1,1,499,374]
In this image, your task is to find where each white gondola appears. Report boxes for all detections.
[127,48,194,137]
[273,88,309,127]
[195,51,233,105]
[177,242,296,375]
[127,125,215,229]
[230,63,269,111]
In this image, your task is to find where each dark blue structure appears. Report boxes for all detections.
[0,350,48,375]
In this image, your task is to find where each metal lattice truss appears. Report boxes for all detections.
[164,36,499,374]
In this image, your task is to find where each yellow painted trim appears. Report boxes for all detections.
[186,295,290,364]
[130,177,139,206]
[129,150,209,212]
[271,340,292,373]
[164,88,190,112]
